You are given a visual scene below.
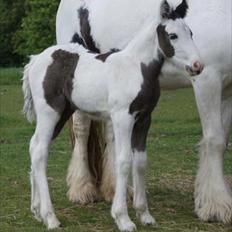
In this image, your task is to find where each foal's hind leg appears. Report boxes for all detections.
[193,69,232,224]
[66,110,98,203]
[30,134,42,222]
[30,108,60,229]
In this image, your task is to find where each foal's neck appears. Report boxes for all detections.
[124,21,161,65]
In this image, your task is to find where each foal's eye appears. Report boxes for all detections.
[169,33,178,40]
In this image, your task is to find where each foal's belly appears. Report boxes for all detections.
[71,66,109,114]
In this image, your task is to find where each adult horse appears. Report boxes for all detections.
[56,0,232,223]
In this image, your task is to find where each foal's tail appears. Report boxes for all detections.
[22,55,38,123]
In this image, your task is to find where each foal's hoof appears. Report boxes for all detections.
[117,219,137,232]
[45,213,61,230]
[140,212,156,225]
[112,212,137,232]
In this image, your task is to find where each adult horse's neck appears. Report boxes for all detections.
[124,20,161,66]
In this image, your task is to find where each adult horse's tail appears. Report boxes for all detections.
[22,55,37,123]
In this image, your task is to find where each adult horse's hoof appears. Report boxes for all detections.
[100,183,115,202]
[195,184,232,224]
[195,201,232,224]
[67,182,99,204]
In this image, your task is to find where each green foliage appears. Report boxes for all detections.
[13,0,60,64]
[0,0,25,66]
[0,0,59,66]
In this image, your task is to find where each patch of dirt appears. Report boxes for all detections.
[156,174,195,193]
[0,139,13,144]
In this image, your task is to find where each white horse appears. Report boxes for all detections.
[23,1,203,230]
[56,0,232,224]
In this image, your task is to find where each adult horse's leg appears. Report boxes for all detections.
[66,110,98,203]
[221,95,232,143]
[193,68,232,223]
[100,120,116,202]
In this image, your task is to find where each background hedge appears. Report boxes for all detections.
[0,0,59,67]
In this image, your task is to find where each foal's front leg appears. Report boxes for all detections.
[132,115,155,225]
[101,120,134,202]
[111,111,136,232]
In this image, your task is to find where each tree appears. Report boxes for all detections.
[0,0,25,66]
[13,0,59,64]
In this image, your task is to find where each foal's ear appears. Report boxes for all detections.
[160,0,189,20]
[160,0,172,20]
[175,0,188,19]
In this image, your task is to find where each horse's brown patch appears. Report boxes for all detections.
[43,49,79,139]
[95,50,117,62]
[129,55,164,151]
[157,25,175,58]
[95,49,119,62]
[71,32,85,46]
[79,8,100,53]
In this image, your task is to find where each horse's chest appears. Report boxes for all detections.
[129,60,162,116]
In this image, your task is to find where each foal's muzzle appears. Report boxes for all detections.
[185,61,204,76]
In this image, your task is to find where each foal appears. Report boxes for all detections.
[23,1,203,231]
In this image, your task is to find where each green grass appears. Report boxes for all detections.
[0,68,231,232]
[0,68,23,85]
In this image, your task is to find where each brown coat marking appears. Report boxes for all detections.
[129,55,164,152]
[79,8,100,53]
[157,24,175,58]
[43,49,79,139]
[95,49,120,62]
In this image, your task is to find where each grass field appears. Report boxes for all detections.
[0,68,231,232]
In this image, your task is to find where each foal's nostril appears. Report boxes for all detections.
[193,61,204,73]
[193,61,200,69]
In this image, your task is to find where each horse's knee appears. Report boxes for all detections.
[133,198,147,212]
[30,139,48,168]
[200,133,227,156]
[133,152,147,173]
[29,134,38,155]
[116,155,132,176]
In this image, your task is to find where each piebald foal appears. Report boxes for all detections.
[23,1,203,230]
